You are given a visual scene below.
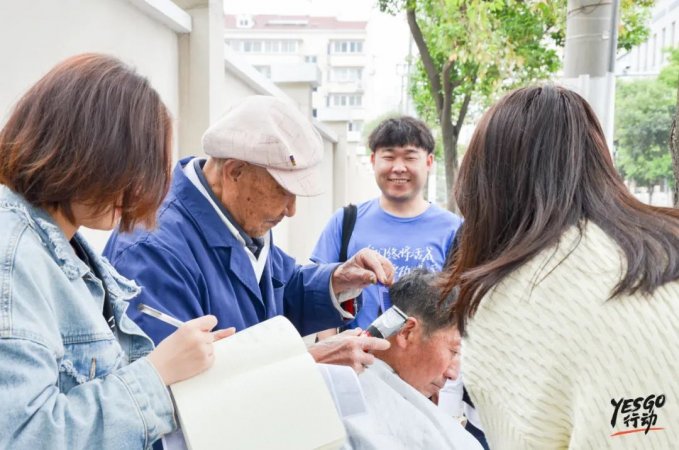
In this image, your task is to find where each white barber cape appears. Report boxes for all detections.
[342,359,482,450]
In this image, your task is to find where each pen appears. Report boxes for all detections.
[137,303,185,328]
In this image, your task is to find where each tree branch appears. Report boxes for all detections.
[441,59,455,127]
[454,71,477,133]
[671,84,679,207]
[455,91,473,134]
[406,7,444,115]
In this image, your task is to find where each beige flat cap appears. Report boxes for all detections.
[202,95,324,196]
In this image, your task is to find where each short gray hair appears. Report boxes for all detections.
[389,268,457,336]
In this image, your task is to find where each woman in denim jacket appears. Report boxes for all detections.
[0,54,234,449]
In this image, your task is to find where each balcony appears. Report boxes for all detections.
[316,107,366,122]
[269,63,321,87]
[325,80,364,92]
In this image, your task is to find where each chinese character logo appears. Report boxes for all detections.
[610,394,666,437]
[369,245,440,279]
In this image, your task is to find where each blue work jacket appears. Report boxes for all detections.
[104,159,343,344]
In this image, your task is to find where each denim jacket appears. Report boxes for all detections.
[0,185,175,449]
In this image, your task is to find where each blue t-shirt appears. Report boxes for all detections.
[311,198,463,329]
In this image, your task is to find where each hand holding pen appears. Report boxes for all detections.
[142,303,236,386]
[138,303,236,341]
[137,303,185,327]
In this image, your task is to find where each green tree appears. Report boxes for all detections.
[378,0,653,211]
[615,79,676,204]
[659,47,679,206]
[658,47,679,87]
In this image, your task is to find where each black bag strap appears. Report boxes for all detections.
[443,224,463,269]
[339,204,358,262]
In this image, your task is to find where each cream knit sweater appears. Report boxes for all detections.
[463,223,679,450]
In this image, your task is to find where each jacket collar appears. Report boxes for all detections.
[0,185,140,299]
[0,185,88,280]
[171,157,247,249]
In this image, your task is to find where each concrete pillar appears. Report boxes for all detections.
[563,0,614,78]
[562,0,620,147]
[325,122,350,210]
[175,0,225,157]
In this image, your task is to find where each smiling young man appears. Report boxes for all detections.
[311,116,462,330]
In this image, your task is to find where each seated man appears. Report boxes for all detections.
[344,269,482,449]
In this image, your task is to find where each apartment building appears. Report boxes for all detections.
[224,14,370,143]
[617,0,679,77]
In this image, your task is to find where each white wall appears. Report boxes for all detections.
[0,0,181,252]
[283,140,336,263]
[0,0,179,127]
[346,154,380,205]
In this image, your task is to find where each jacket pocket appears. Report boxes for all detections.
[58,335,125,393]
[271,277,285,290]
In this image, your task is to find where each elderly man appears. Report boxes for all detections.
[343,269,482,449]
[104,96,392,370]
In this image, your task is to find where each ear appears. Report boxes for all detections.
[370,151,376,166]
[394,317,419,349]
[425,152,434,170]
[222,160,247,182]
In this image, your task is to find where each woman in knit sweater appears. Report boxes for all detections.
[443,85,679,449]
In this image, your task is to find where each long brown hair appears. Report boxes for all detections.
[0,53,172,232]
[444,85,679,334]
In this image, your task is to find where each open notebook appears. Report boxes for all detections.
[170,316,347,450]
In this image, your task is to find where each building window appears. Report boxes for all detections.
[652,33,657,67]
[254,65,271,78]
[347,121,363,133]
[243,40,262,53]
[328,93,363,107]
[330,40,364,54]
[330,67,363,82]
[228,39,299,54]
[263,40,276,52]
[305,55,317,63]
[280,40,298,53]
[642,41,650,70]
[236,15,253,28]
